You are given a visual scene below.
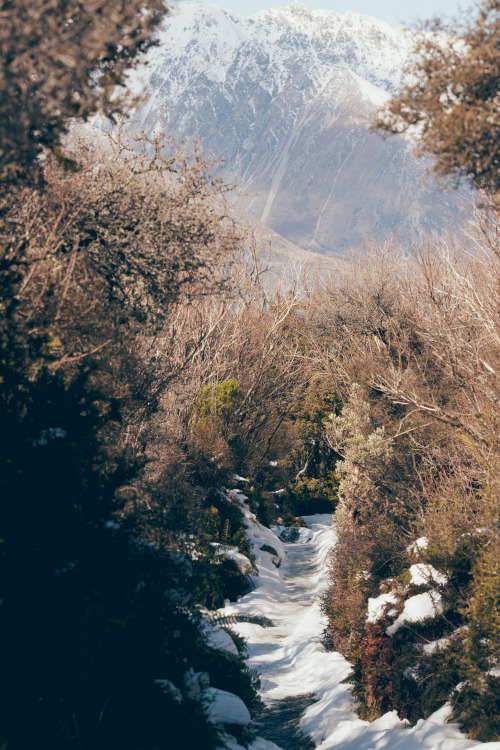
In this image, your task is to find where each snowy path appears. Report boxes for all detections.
[239,518,341,702]
[222,505,500,750]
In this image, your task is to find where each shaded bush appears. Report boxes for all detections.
[290,475,339,515]
[0,509,225,749]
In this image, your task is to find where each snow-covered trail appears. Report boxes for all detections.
[239,517,342,703]
[221,511,352,749]
[221,501,500,750]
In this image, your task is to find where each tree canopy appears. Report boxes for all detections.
[375,0,500,194]
[0,0,167,185]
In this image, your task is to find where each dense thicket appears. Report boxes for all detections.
[0,2,268,746]
[0,55,323,745]
[0,123,269,746]
[313,4,500,735]
[313,220,500,739]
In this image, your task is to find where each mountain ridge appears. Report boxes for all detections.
[131,1,468,254]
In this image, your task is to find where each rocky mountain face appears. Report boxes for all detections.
[132,1,467,254]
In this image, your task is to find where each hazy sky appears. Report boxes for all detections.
[185,0,469,27]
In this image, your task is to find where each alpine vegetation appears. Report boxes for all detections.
[1,0,499,749]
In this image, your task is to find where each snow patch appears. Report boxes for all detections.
[31,427,67,447]
[422,636,452,655]
[212,544,254,574]
[204,623,240,657]
[407,536,430,555]
[366,591,399,623]
[409,563,448,587]
[386,591,444,636]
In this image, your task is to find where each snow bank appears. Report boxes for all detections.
[204,623,239,656]
[224,490,287,625]
[307,702,500,750]
[221,735,282,750]
[205,687,251,725]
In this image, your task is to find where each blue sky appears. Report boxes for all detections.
[187,0,468,27]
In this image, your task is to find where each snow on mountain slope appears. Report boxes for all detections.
[145,1,409,100]
[132,1,468,254]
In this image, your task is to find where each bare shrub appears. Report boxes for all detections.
[0,129,239,420]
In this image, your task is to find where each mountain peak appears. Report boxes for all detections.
[287,0,310,15]
[135,2,466,254]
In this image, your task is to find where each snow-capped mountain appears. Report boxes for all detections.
[132,1,466,254]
